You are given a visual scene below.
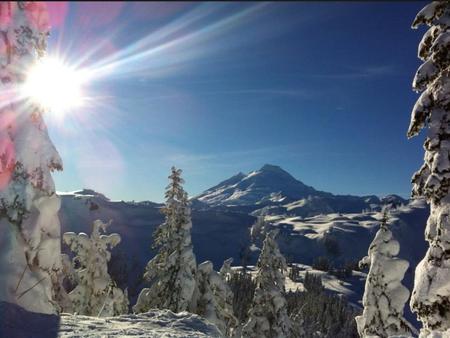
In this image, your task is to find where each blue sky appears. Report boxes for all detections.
[46,2,427,202]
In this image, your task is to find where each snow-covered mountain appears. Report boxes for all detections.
[194,164,407,217]
[195,164,323,206]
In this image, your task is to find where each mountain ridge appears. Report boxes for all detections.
[193,164,406,216]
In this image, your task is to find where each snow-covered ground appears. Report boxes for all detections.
[0,302,222,338]
[59,311,222,337]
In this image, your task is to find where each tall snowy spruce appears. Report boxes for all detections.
[407,1,450,334]
[250,214,270,245]
[0,2,68,314]
[134,167,197,313]
[242,230,292,338]
[355,213,413,338]
[196,260,238,336]
[63,220,129,316]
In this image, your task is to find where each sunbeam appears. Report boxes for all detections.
[67,3,270,82]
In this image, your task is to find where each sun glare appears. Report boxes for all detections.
[23,57,86,116]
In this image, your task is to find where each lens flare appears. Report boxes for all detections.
[22,57,86,116]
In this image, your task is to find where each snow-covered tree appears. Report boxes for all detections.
[355,213,414,337]
[220,257,234,282]
[250,214,270,244]
[63,220,129,316]
[242,230,292,338]
[134,166,197,313]
[0,2,68,314]
[196,260,238,336]
[407,1,450,333]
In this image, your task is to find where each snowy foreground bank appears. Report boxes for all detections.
[0,302,222,338]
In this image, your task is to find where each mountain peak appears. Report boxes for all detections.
[256,164,295,180]
[195,164,321,206]
[260,164,284,172]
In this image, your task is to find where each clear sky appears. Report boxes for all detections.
[45,1,428,202]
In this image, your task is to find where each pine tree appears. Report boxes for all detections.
[63,220,129,316]
[134,166,197,313]
[196,260,238,336]
[242,230,292,338]
[355,213,414,337]
[0,2,68,314]
[407,1,450,333]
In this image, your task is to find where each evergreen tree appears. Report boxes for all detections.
[242,230,292,338]
[0,2,68,314]
[134,166,197,313]
[229,269,256,324]
[196,260,238,336]
[355,213,414,337]
[63,220,129,316]
[407,1,450,333]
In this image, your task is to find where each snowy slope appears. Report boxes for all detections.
[0,302,222,338]
[59,311,222,337]
[268,199,428,268]
[193,164,405,217]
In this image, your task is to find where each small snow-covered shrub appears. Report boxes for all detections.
[63,220,129,316]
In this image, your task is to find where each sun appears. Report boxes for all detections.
[22,57,86,116]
